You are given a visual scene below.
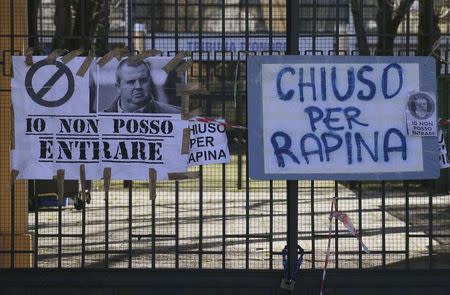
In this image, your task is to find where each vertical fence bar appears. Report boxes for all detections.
[268,0,274,270]
[150,0,155,49]
[55,0,63,48]
[175,0,178,52]
[151,197,156,268]
[9,0,15,269]
[381,181,386,268]
[104,0,110,52]
[34,182,39,268]
[404,180,410,269]
[334,182,338,268]
[220,0,227,270]
[10,179,14,268]
[310,180,315,269]
[127,0,133,51]
[175,181,179,269]
[428,183,433,269]
[334,0,340,53]
[128,180,132,268]
[358,182,363,269]
[57,191,62,268]
[312,0,317,53]
[81,0,87,269]
[81,190,86,268]
[198,0,203,270]
[105,180,109,268]
[405,2,410,54]
[286,0,299,277]
[269,180,274,270]
[80,0,86,48]
[268,0,273,52]
[54,0,63,269]
[199,163,203,268]
[244,0,249,270]
[80,1,87,269]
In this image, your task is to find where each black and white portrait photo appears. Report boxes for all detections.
[90,56,185,113]
[407,92,435,120]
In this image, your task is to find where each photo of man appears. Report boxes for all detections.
[92,57,182,114]
[407,92,435,120]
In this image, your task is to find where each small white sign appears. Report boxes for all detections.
[188,120,230,166]
[406,92,437,137]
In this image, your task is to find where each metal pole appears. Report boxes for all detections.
[286,0,299,279]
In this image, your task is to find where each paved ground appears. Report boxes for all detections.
[29,181,450,269]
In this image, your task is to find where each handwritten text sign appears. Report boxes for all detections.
[248,56,439,180]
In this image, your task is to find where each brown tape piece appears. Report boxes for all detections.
[76,47,96,77]
[79,164,86,201]
[56,169,65,203]
[9,169,19,190]
[181,128,191,155]
[148,168,157,200]
[61,48,84,64]
[168,171,200,181]
[181,95,190,120]
[175,59,193,77]
[114,47,130,60]
[128,49,161,65]
[162,51,191,73]
[25,47,34,66]
[184,107,202,120]
[141,49,162,58]
[97,49,116,67]
[103,167,112,194]
[176,82,209,96]
[47,48,66,63]
[10,105,15,150]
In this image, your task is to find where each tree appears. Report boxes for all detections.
[417,1,441,56]
[51,0,110,53]
[350,0,415,56]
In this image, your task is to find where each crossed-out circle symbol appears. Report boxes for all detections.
[25,59,75,107]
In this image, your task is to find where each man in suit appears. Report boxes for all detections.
[104,59,180,113]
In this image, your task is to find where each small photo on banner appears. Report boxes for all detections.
[188,119,231,166]
[92,56,184,114]
[438,128,450,168]
[406,92,437,137]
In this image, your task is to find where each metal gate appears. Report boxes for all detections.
[1,1,450,294]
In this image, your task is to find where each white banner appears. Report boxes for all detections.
[188,120,230,166]
[11,56,188,180]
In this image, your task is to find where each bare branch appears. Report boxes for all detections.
[392,0,416,31]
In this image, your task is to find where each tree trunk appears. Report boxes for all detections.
[375,0,415,56]
[375,0,394,55]
[51,0,106,53]
[349,0,370,55]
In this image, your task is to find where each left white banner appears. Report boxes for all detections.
[11,56,188,180]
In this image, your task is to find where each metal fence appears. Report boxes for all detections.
[1,0,450,272]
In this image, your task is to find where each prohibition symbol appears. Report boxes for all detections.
[25,59,75,107]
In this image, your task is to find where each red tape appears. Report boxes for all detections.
[320,198,369,295]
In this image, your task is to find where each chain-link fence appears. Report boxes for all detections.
[1,0,449,271]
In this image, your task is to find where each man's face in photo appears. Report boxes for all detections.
[116,63,152,112]
[415,98,428,113]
